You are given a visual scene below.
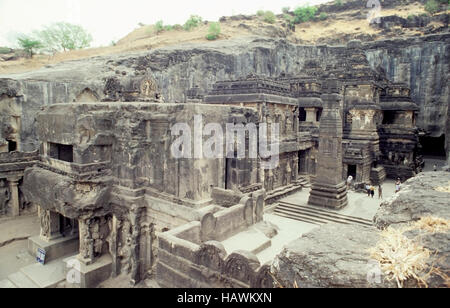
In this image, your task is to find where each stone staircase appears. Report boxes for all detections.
[0,257,68,288]
[297,175,311,188]
[274,201,373,227]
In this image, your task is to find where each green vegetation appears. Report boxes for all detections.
[0,47,12,54]
[425,0,439,14]
[34,22,92,52]
[205,22,221,40]
[335,0,343,6]
[183,15,203,31]
[293,5,318,24]
[283,14,296,27]
[282,7,290,14]
[257,10,265,17]
[318,12,328,21]
[263,11,276,24]
[155,20,164,33]
[17,36,42,58]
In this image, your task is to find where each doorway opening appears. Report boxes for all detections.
[7,140,17,152]
[347,164,357,179]
[419,134,446,157]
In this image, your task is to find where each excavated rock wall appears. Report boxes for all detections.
[0,35,448,152]
[365,33,450,138]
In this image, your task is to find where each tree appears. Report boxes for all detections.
[35,22,93,53]
[17,36,42,58]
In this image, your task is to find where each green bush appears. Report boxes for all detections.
[284,14,295,26]
[319,12,328,21]
[164,25,174,31]
[425,0,439,14]
[173,24,183,30]
[183,15,203,31]
[0,47,11,54]
[263,11,276,24]
[206,22,221,40]
[293,6,318,24]
[155,20,164,33]
[335,0,343,6]
[282,7,290,14]
[257,10,265,17]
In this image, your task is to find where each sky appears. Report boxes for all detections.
[0,0,330,47]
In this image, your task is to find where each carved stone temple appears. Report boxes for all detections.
[0,37,430,288]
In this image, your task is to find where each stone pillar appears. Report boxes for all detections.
[305,108,316,123]
[308,78,348,209]
[8,178,20,217]
[129,207,142,285]
[78,218,94,265]
[39,207,61,241]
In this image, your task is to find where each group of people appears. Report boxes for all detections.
[346,175,404,199]
[365,183,382,199]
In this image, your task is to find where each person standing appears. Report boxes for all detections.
[378,184,383,199]
[433,164,437,172]
[366,183,371,197]
[395,178,401,193]
[370,185,375,198]
[347,175,353,190]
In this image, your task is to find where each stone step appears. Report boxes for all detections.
[275,202,372,226]
[0,278,17,288]
[20,258,66,288]
[274,208,328,226]
[8,271,39,288]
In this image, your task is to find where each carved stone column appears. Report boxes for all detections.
[78,218,94,265]
[8,178,20,217]
[305,108,317,123]
[308,78,348,209]
[129,207,142,285]
[39,207,61,241]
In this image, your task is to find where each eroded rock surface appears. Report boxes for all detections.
[374,171,450,229]
[272,172,450,288]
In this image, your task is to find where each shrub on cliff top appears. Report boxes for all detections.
[293,5,318,24]
[206,22,221,40]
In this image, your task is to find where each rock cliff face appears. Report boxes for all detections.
[0,34,448,151]
[365,34,450,138]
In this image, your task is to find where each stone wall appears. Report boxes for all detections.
[156,190,273,288]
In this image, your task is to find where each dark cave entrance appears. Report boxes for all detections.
[419,134,446,157]
[7,140,17,152]
[347,164,357,179]
[49,143,74,162]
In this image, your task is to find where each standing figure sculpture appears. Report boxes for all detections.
[0,180,10,216]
